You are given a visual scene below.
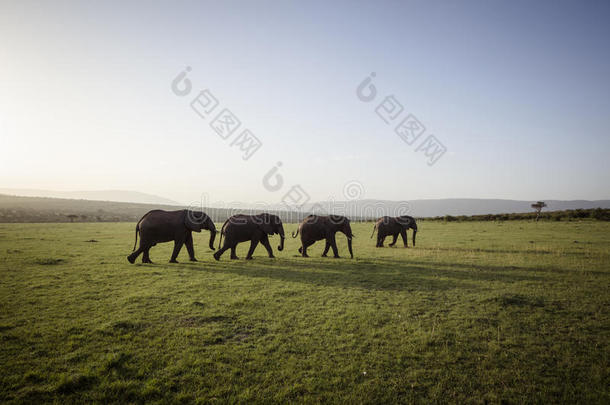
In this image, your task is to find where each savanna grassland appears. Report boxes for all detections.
[0,221,608,403]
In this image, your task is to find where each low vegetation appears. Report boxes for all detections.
[1,221,608,403]
[427,208,610,222]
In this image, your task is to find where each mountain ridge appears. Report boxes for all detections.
[0,188,180,206]
[271,198,610,217]
[2,189,609,218]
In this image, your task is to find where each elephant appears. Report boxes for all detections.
[213,213,285,260]
[127,210,216,264]
[292,215,353,258]
[370,215,417,248]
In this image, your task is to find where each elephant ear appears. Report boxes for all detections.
[321,217,333,233]
[329,215,343,225]
[258,221,274,235]
[255,213,273,235]
[184,210,203,233]
[396,216,412,227]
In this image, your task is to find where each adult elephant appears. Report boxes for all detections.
[213,213,285,260]
[371,215,417,247]
[293,215,354,258]
[127,210,216,264]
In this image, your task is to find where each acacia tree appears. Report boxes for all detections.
[66,214,78,223]
[531,201,547,222]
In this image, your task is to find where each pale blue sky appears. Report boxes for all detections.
[1,0,609,204]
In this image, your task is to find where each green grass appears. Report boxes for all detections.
[0,221,609,403]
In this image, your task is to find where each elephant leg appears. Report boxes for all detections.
[246,238,259,260]
[389,233,398,247]
[170,240,184,263]
[142,247,153,264]
[399,230,408,247]
[301,240,314,257]
[127,247,143,263]
[378,235,386,247]
[213,243,230,261]
[260,234,275,258]
[185,232,197,261]
[230,244,239,260]
[321,241,330,257]
[329,234,340,258]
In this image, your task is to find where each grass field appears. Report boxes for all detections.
[0,220,609,403]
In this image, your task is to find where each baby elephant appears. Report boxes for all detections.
[213,213,285,260]
[371,215,417,248]
[293,215,354,258]
[127,210,216,264]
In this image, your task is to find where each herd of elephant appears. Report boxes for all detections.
[126,210,418,264]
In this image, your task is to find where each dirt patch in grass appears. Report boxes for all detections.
[33,257,65,265]
[177,315,233,327]
[110,321,146,331]
[496,293,545,308]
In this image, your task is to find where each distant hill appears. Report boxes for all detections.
[0,194,180,223]
[0,194,307,223]
[1,193,609,223]
[296,198,610,218]
[0,188,180,205]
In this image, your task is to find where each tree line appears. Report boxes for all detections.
[425,208,610,222]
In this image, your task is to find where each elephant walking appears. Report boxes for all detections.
[293,215,353,258]
[371,215,417,247]
[213,213,285,261]
[127,210,216,264]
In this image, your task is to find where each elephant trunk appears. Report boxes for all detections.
[278,224,285,251]
[209,230,217,251]
[412,229,417,246]
[278,235,285,251]
[347,236,353,259]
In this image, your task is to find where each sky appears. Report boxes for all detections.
[1,0,609,205]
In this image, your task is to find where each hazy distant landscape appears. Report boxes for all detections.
[0,189,181,206]
[1,191,610,223]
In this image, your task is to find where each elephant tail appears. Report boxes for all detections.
[291,228,299,238]
[132,223,140,251]
[370,224,377,239]
[218,218,230,249]
[132,212,151,251]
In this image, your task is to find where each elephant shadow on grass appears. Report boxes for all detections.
[370,258,547,283]
[175,257,545,292]
[416,245,588,257]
